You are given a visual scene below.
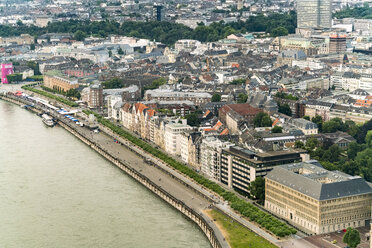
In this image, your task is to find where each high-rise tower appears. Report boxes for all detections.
[297,0,332,29]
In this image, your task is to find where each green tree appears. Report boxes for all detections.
[272,126,282,133]
[6,73,23,83]
[303,115,310,121]
[186,113,200,127]
[271,26,288,37]
[30,43,35,50]
[343,227,360,248]
[229,78,245,85]
[311,115,323,132]
[237,93,248,103]
[74,30,87,41]
[365,130,372,147]
[144,78,167,90]
[278,103,292,116]
[254,112,273,127]
[102,78,122,89]
[211,93,221,102]
[117,47,124,55]
[295,140,305,149]
[305,136,319,152]
[108,50,112,57]
[27,61,41,75]
[248,177,265,205]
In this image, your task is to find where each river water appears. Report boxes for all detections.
[0,100,211,248]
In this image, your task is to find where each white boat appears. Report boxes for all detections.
[42,114,56,127]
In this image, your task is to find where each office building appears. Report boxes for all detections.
[153,5,164,21]
[265,161,372,234]
[297,0,332,29]
[220,146,303,194]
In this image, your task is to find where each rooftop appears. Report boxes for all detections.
[267,161,372,201]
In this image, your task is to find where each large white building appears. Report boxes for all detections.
[200,136,233,181]
[164,123,192,155]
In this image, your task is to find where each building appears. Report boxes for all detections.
[289,118,318,135]
[153,5,164,21]
[35,15,52,27]
[179,131,202,169]
[329,34,347,54]
[200,137,233,181]
[1,63,14,84]
[220,146,303,194]
[144,89,212,105]
[43,70,78,92]
[265,161,372,234]
[297,0,331,29]
[164,123,192,156]
[87,83,103,108]
[219,103,263,126]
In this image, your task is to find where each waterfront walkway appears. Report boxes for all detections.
[2,92,286,247]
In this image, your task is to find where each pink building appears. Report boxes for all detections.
[1,63,14,84]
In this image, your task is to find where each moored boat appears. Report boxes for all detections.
[42,114,56,127]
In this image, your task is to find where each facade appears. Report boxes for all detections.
[43,71,78,92]
[329,34,347,54]
[200,137,233,181]
[265,162,372,234]
[153,5,164,21]
[179,131,202,169]
[87,84,103,108]
[144,89,212,105]
[290,118,318,135]
[297,0,331,29]
[1,63,14,84]
[220,146,303,194]
[164,123,192,156]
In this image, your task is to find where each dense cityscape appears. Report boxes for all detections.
[1,0,372,247]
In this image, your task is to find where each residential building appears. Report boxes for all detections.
[164,123,192,156]
[200,136,233,181]
[179,131,202,169]
[265,161,372,234]
[219,103,263,127]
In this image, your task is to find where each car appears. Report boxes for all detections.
[331,240,337,244]
[94,129,99,133]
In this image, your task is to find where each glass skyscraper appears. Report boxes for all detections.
[297,0,332,29]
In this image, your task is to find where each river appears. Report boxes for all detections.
[0,100,211,248]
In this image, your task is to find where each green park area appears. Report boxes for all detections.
[206,209,278,248]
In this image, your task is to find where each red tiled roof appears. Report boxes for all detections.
[220,128,229,135]
[203,110,211,118]
[135,103,148,114]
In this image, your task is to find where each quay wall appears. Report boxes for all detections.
[0,95,224,248]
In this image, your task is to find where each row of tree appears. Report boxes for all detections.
[0,12,296,46]
[83,109,297,237]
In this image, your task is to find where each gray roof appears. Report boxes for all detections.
[290,118,318,130]
[266,162,372,201]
